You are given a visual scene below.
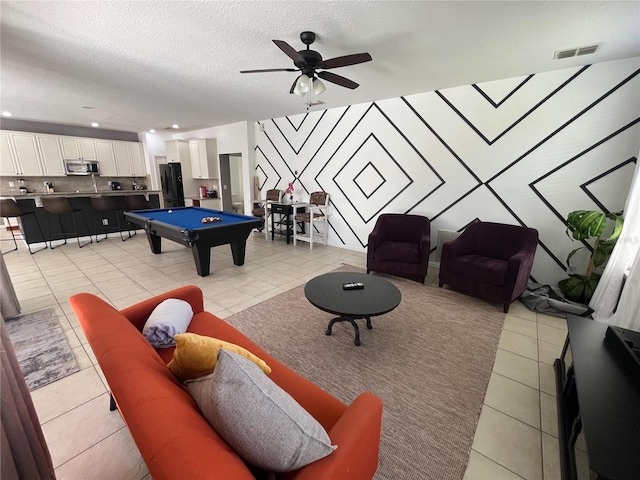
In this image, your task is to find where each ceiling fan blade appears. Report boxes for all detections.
[240,68,298,73]
[320,53,372,69]
[289,77,299,94]
[317,71,359,89]
[273,40,306,65]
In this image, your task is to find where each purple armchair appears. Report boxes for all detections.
[438,221,539,313]
[367,213,431,283]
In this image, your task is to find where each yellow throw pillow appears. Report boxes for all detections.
[168,333,271,381]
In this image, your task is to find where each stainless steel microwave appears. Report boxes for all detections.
[64,159,100,176]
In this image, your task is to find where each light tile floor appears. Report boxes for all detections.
[2,230,566,479]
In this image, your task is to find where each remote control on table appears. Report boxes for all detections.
[342,282,365,290]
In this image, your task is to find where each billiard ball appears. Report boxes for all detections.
[168,210,173,213]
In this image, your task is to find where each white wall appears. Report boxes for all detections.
[254,57,640,286]
[138,131,168,191]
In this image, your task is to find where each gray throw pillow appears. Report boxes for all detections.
[186,349,336,472]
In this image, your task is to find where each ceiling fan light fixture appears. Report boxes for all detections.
[241,32,371,97]
[293,74,311,96]
[313,78,326,95]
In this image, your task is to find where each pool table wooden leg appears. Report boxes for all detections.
[191,244,211,277]
[229,241,247,266]
[190,245,211,277]
[145,232,162,253]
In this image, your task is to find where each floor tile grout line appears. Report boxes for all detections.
[482,400,543,433]
[477,404,544,478]
[53,425,130,473]
[39,369,109,426]
[470,448,527,479]
[490,371,541,394]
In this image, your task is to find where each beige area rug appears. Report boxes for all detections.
[224,264,506,479]
[5,307,79,391]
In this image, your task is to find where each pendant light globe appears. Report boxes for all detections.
[293,74,311,96]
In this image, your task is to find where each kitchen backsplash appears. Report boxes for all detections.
[0,175,151,196]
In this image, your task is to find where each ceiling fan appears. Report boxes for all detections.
[240,31,372,96]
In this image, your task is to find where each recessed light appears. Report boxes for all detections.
[149,129,156,133]
[172,124,180,129]
[91,122,100,127]
[2,111,13,117]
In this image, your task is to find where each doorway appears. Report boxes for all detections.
[219,153,244,213]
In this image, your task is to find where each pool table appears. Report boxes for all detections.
[124,207,262,277]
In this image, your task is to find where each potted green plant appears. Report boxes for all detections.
[558,210,624,303]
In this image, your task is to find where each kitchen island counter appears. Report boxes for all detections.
[6,193,161,247]
[6,190,161,200]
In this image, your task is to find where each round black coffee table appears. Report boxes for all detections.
[304,272,401,346]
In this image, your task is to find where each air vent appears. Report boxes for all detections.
[436,229,462,262]
[554,44,600,60]
[577,45,599,56]
[554,49,578,59]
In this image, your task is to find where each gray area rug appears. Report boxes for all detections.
[225,264,505,480]
[5,307,80,391]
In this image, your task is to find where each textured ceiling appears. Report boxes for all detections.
[1,1,639,133]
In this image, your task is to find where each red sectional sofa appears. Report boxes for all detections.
[69,285,383,480]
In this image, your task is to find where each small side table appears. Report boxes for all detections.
[270,202,305,244]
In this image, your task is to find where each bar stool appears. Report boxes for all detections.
[91,196,131,242]
[41,197,93,249]
[125,194,149,237]
[125,194,149,210]
[251,189,282,236]
[0,199,47,254]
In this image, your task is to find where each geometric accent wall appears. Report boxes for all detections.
[256,57,640,285]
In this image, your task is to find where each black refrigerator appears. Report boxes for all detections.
[159,163,185,208]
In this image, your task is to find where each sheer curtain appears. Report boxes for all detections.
[0,252,20,319]
[590,155,640,330]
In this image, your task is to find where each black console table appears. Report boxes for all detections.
[270,203,305,244]
[555,315,640,480]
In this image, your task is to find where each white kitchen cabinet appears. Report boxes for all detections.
[165,139,190,163]
[8,132,44,175]
[113,141,147,177]
[189,139,218,179]
[129,142,146,176]
[95,140,117,176]
[113,142,131,175]
[188,141,201,178]
[0,131,146,178]
[1,131,60,176]
[60,137,97,160]
[98,140,145,177]
[35,135,65,176]
[0,132,18,175]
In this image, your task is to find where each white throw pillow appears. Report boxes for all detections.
[186,349,336,472]
[142,298,193,348]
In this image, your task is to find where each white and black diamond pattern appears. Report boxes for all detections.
[255,57,640,284]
